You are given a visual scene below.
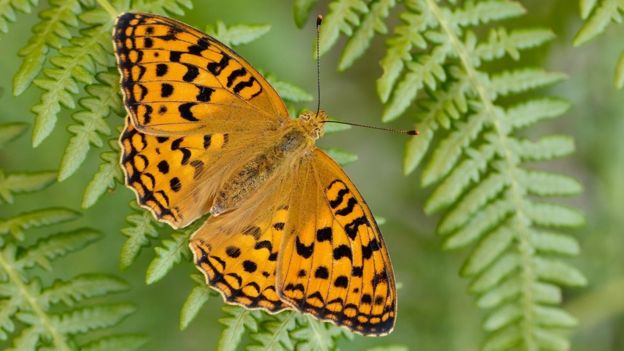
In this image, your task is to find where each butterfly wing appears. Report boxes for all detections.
[188,174,294,312]
[113,12,288,135]
[277,149,397,336]
[115,12,290,228]
[188,148,396,335]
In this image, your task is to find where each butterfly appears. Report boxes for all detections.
[113,12,396,336]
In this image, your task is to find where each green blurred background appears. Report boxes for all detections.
[1,0,623,350]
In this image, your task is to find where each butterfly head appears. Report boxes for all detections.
[298,110,327,140]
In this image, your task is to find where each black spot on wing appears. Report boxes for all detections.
[295,237,314,259]
[178,102,199,121]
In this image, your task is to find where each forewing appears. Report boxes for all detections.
[113,12,288,135]
[277,149,397,336]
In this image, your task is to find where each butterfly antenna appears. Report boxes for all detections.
[313,15,417,137]
[323,120,419,136]
[315,15,322,117]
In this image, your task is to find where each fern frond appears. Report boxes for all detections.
[248,312,298,351]
[0,208,78,241]
[31,23,112,146]
[293,0,319,28]
[0,123,29,148]
[0,0,38,34]
[319,0,369,56]
[318,0,586,349]
[80,334,148,351]
[179,274,212,330]
[291,315,352,351]
[0,170,56,204]
[0,217,140,350]
[82,139,122,208]
[575,0,624,88]
[338,0,396,70]
[13,0,86,96]
[217,305,262,351]
[119,204,163,270]
[145,231,190,284]
[134,0,193,15]
[59,72,121,181]
[206,21,271,47]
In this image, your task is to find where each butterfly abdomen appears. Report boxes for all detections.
[211,129,309,215]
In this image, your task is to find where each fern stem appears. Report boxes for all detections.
[425,0,537,349]
[96,0,118,18]
[0,252,72,351]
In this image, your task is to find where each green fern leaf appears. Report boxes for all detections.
[0,122,29,148]
[338,0,396,71]
[615,51,624,88]
[179,277,211,330]
[0,0,38,33]
[19,228,101,271]
[46,303,135,334]
[291,315,350,351]
[120,205,162,270]
[267,76,314,103]
[574,0,623,46]
[324,148,358,165]
[82,140,122,208]
[0,208,78,241]
[319,0,368,56]
[13,0,84,96]
[145,232,189,284]
[293,0,319,28]
[80,334,148,351]
[206,21,271,47]
[248,312,297,351]
[217,306,261,351]
[59,72,121,181]
[134,0,192,16]
[309,0,587,346]
[31,23,112,146]
[41,274,129,306]
[0,170,56,204]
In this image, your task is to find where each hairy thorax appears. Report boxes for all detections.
[210,111,327,215]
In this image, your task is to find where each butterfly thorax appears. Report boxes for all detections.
[297,110,327,140]
[211,113,325,216]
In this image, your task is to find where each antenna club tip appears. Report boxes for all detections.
[316,15,323,26]
[407,129,419,136]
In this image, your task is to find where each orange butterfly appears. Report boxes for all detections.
[113,12,396,336]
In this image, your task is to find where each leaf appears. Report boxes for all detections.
[145,232,189,284]
[80,334,148,351]
[41,274,129,306]
[206,21,271,47]
[13,0,83,96]
[30,24,111,146]
[0,123,29,148]
[82,141,122,208]
[20,228,101,270]
[293,0,319,28]
[248,312,298,351]
[119,207,162,270]
[0,208,79,241]
[48,303,136,334]
[319,0,368,56]
[179,284,210,330]
[217,306,260,351]
[338,0,396,70]
[0,171,57,204]
[324,148,358,165]
[615,51,624,89]
[267,77,313,103]
[59,73,120,181]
